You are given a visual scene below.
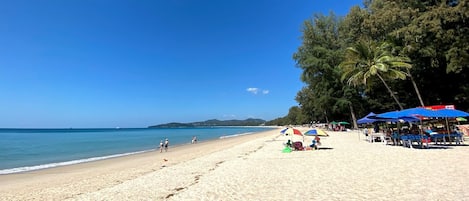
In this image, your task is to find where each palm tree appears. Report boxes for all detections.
[339,41,412,110]
[406,67,425,107]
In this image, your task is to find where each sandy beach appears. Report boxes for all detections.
[1,128,469,201]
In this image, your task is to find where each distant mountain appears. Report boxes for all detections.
[148,118,266,128]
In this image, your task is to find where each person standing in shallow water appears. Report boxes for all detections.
[192,136,197,144]
[164,138,169,152]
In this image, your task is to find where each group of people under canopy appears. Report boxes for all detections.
[358,107,469,144]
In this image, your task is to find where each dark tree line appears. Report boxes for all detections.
[266,0,468,127]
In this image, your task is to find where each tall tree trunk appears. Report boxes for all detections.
[324,110,329,124]
[377,74,404,110]
[406,68,425,107]
[349,103,358,129]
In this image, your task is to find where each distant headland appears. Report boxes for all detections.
[148,118,266,128]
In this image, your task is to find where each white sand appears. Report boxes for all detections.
[1,128,469,201]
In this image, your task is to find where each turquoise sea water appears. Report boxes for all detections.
[0,127,275,174]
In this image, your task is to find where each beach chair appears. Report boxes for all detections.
[392,132,400,146]
[401,135,412,148]
[421,136,431,148]
[293,141,304,151]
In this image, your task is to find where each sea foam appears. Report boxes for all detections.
[0,150,150,175]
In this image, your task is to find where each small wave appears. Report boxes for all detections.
[0,150,151,175]
[219,132,254,139]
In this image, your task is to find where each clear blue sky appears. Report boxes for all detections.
[0,0,362,128]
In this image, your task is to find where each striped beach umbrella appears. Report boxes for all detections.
[284,128,303,136]
[304,129,329,137]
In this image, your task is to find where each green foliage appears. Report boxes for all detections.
[150,118,267,128]
[292,13,359,124]
[339,41,414,109]
[362,0,469,108]
[340,41,411,86]
[264,106,308,126]
[275,0,469,127]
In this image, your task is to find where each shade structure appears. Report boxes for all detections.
[456,117,467,122]
[338,121,350,125]
[399,107,440,117]
[357,112,378,124]
[393,116,421,122]
[375,110,401,119]
[432,109,469,118]
[280,128,288,134]
[377,107,469,119]
[304,129,329,136]
[284,128,303,136]
[376,107,438,119]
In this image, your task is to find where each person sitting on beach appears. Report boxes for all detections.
[310,139,317,150]
[310,136,321,150]
[314,136,321,145]
[285,139,292,147]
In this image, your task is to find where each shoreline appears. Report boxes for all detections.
[2,127,469,200]
[0,128,282,200]
[0,127,277,175]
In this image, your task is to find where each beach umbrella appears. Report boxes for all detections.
[304,129,329,137]
[280,128,288,134]
[284,128,304,143]
[284,128,303,136]
[338,121,350,125]
[330,121,339,125]
[456,117,467,122]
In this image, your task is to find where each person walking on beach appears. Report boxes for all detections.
[164,138,169,152]
[159,140,163,153]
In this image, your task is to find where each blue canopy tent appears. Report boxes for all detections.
[399,107,441,117]
[432,109,469,118]
[357,112,379,124]
[365,111,420,123]
[429,109,469,141]
[376,107,439,119]
[376,107,469,143]
[374,108,430,142]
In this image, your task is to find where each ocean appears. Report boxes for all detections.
[0,127,275,174]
